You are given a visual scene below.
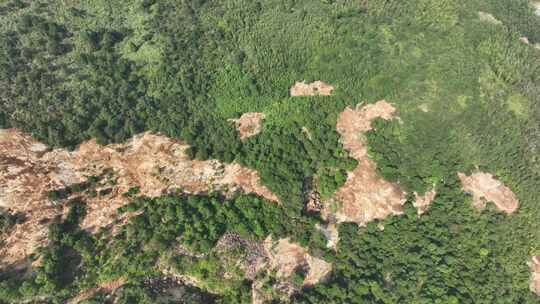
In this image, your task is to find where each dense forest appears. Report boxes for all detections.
[1,0,540,303]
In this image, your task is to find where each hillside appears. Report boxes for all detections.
[1,0,540,303]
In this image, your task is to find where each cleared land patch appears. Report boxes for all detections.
[458,172,519,213]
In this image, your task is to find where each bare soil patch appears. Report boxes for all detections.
[0,129,278,268]
[290,81,334,96]
[324,101,407,226]
[530,256,540,296]
[263,237,331,286]
[229,112,265,139]
[413,187,437,215]
[457,172,518,213]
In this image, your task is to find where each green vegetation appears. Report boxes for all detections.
[1,0,540,303]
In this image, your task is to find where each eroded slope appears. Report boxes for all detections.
[323,101,409,225]
[0,129,278,268]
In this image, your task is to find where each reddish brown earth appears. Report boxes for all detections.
[0,129,278,268]
[323,101,409,225]
[229,112,265,139]
[458,172,518,213]
[290,81,334,96]
[531,256,540,296]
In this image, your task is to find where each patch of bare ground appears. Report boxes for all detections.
[290,81,334,96]
[322,101,407,226]
[530,256,540,296]
[478,11,502,25]
[263,237,331,286]
[413,187,437,215]
[229,112,265,139]
[457,172,519,213]
[67,277,125,304]
[0,129,279,268]
[251,237,332,303]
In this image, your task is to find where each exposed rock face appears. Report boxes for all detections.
[304,190,322,213]
[324,101,408,226]
[229,112,265,139]
[0,129,278,268]
[531,256,540,296]
[290,81,334,96]
[457,172,518,213]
